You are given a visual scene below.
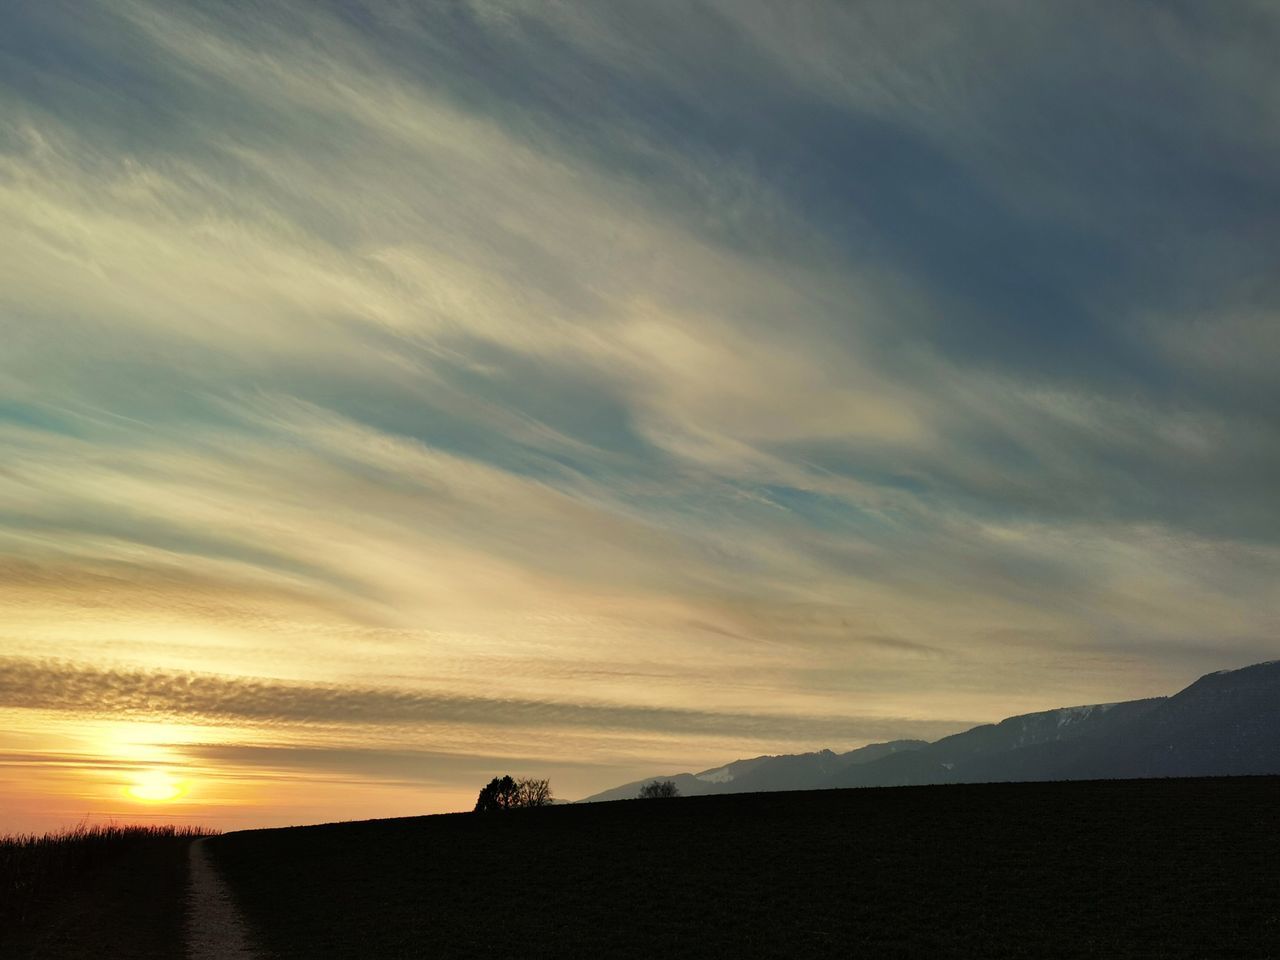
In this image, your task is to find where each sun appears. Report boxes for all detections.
[126,770,184,803]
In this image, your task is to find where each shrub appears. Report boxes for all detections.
[638,780,680,799]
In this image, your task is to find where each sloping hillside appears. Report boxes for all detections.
[210,777,1280,960]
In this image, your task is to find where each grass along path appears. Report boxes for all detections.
[0,824,207,959]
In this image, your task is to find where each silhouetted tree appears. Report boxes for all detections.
[474,775,553,812]
[638,780,680,799]
[474,775,519,812]
[516,777,553,807]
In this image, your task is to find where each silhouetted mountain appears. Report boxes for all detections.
[826,660,1280,789]
[583,661,1280,801]
[581,740,927,803]
[826,698,1165,788]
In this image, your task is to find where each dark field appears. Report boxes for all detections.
[212,776,1280,959]
[0,824,210,960]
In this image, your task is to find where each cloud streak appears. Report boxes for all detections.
[0,0,1277,825]
[0,658,962,744]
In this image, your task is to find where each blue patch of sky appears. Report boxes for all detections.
[0,399,89,438]
[751,483,900,535]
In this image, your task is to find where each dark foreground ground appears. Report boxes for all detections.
[0,825,199,960]
[212,776,1280,959]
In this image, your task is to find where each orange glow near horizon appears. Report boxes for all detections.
[0,709,547,835]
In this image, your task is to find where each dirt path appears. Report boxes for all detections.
[186,838,259,960]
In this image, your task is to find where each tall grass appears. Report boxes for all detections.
[1,822,218,932]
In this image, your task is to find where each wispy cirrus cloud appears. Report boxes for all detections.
[0,0,1277,828]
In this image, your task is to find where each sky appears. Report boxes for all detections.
[1,0,1278,832]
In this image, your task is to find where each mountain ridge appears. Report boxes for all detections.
[581,660,1280,802]
[581,739,928,803]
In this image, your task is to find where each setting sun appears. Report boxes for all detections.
[126,770,184,803]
